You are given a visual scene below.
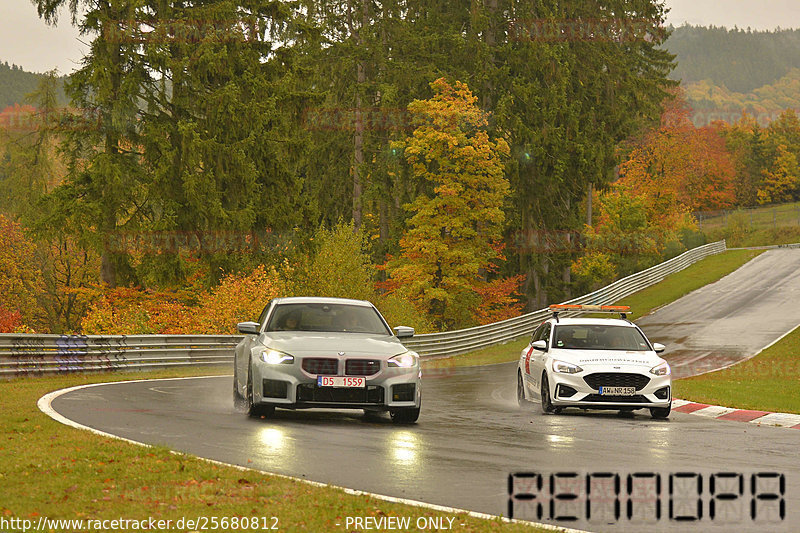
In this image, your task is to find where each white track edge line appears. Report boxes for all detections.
[37,376,589,533]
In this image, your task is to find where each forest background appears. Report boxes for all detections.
[2,6,800,336]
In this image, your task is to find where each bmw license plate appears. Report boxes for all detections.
[599,386,636,396]
[317,376,366,388]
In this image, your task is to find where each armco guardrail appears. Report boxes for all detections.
[0,335,240,376]
[1,241,726,375]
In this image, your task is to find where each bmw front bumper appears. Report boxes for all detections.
[251,357,422,411]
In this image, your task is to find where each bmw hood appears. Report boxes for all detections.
[258,332,409,358]
[556,350,663,369]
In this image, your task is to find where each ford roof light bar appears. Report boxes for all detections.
[549,304,631,320]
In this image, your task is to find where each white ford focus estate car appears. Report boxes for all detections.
[517,305,671,418]
[233,297,422,423]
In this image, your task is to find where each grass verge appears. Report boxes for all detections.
[673,325,800,414]
[424,249,765,369]
[1,367,545,532]
[697,201,800,233]
[707,225,800,248]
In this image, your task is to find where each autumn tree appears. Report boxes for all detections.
[32,234,100,333]
[719,113,766,206]
[720,109,800,206]
[572,185,695,290]
[617,91,736,213]
[0,306,24,333]
[0,215,45,331]
[293,221,376,302]
[757,145,800,204]
[757,110,800,203]
[0,72,65,217]
[385,79,511,329]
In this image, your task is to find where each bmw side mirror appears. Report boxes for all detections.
[532,340,547,351]
[652,342,666,354]
[394,326,415,339]
[237,321,260,335]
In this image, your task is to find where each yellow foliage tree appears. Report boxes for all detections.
[757,144,800,204]
[386,78,512,330]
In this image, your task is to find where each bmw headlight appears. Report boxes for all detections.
[552,360,583,374]
[388,351,418,368]
[649,361,671,376]
[259,349,294,365]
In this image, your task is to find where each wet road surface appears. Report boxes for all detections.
[638,248,800,378]
[47,249,800,532]
[52,366,797,532]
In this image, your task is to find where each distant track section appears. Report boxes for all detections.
[638,248,800,378]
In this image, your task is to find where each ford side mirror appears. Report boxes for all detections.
[652,342,666,354]
[532,340,547,351]
[237,321,260,335]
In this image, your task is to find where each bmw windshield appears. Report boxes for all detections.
[266,303,391,335]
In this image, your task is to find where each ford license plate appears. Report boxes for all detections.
[599,386,636,396]
[317,376,366,388]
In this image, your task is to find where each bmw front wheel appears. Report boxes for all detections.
[246,363,274,418]
[233,367,247,412]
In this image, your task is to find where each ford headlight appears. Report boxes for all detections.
[649,361,671,376]
[259,349,294,365]
[388,352,418,368]
[552,360,583,374]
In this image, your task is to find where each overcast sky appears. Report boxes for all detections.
[2,0,800,74]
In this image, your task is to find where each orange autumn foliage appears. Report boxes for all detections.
[193,265,290,334]
[81,265,291,335]
[471,275,525,325]
[0,306,24,333]
[80,287,199,335]
[619,90,736,213]
[0,214,45,331]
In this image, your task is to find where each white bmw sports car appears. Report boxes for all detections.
[233,297,422,423]
[517,305,672,419]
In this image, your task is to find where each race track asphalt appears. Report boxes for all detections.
[48,249,800,532]
[637,248,800,378]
